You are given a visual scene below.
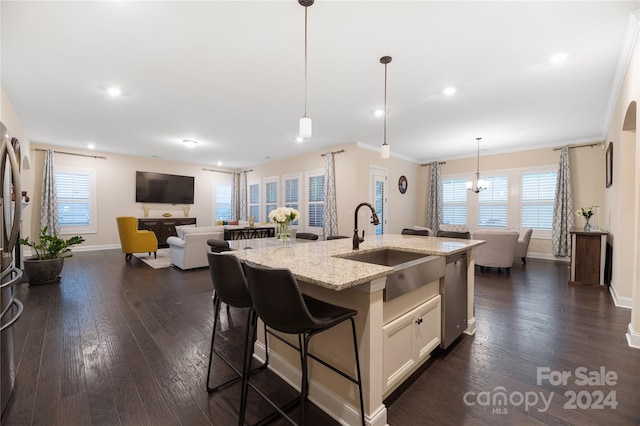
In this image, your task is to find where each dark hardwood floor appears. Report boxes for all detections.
[2,251,639,425]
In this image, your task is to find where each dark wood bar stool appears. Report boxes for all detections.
[205,252,269,395]
[241,261,365,426]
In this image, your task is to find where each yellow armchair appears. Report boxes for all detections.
[116,216,158,262]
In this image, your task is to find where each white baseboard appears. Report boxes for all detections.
[464,317,477,335]
[253,341,388,426]
[527,252,570,262]
[626,323,640,349]
[609,282,632,309]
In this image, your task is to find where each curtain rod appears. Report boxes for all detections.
[321,149,345,157]
[553,142,603,151]
[420,161,447,167]
[34,148,106,159]
[202,168,253,174]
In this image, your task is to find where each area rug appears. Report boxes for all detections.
[134,248,172,269]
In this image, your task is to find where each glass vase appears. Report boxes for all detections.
[276,222,290,243]
[591,206,600,231]
[583,217,592,232]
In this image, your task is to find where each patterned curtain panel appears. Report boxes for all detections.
[552,147,574,257]
[231,172,240,220]
[322,152,338,239]
[40,149,60,235]
[239,171,248,221]
[426,161,442,234]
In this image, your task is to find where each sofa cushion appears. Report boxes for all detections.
[175,224,196,239]
[182,225,224,236]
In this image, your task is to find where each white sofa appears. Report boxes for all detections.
[167,225,224,270]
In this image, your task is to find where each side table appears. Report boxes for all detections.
[569,228,608,288]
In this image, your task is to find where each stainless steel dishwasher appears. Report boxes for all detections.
[441,251,468,349]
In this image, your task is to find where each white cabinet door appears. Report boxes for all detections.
[382,295,441,393]
[382,309,415,392]
[415,295,441,361]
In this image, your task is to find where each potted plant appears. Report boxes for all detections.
[19,226,85,285]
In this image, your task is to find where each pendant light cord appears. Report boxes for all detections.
[380,56,392,146]
[476,138,480,177]
[383,61,387,145]
[304,5,308,118]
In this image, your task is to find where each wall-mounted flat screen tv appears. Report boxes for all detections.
[135,171,195,204]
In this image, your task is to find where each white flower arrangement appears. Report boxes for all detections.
[268,207,300,225]
[576,206,594,219]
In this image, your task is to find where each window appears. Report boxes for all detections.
[248,182,260,222]
[283,174,300,225]
[263,178,278,222]
[307,172,324,230]
[478,175,508,228]
[521,171,557,230]
[371,166,387,236]
[442,178,467,225]
[56,167,96,234]
[214,179,232,221]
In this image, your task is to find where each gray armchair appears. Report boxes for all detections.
[471,230,519,273]
[509,227,533,264]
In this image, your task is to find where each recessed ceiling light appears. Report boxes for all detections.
[443,87,457,96]
[296,136,304,143]
[373,109,385,117]
[549,53,567,64]
[182,139,197,148]
[217,161,222,166]
[87,143,95,150]
[107,86,122,97]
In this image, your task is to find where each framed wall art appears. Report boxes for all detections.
[606,142,613,188]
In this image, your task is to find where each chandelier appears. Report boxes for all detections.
[467,137,489,193]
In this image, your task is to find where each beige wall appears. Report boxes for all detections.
[20,139,605,259]
[22,141,425,248]
[440,145,605,257]
[605,26,639,305]
[26,144,229,249]
[243,142,424,237]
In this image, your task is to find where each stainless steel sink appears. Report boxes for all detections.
[336,249,445,301]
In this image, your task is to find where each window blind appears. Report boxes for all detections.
[308,175,324,228]
[442,178,467,225]
[478,175,508,228]
[215,182,232,220]
[57,171,91,227]
[521,171,557,229]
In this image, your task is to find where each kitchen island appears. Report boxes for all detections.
[233,234,483,426]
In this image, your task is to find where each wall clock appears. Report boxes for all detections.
[398,175,408,194]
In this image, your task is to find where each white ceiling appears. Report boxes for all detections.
[2,1,639,169]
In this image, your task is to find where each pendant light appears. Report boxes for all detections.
[467,137,489,193]
[299,0,313,139]
[380,56,392,159]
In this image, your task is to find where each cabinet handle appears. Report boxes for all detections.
[415,318,423,325]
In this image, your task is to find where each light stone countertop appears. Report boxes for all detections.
[231,234,484,291]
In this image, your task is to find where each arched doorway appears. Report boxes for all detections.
[626,101,639,348]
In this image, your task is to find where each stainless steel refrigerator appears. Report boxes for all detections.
[0,122,24,417]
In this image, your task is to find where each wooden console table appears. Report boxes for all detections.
[138,217,197,248]
[569,229,608,288]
